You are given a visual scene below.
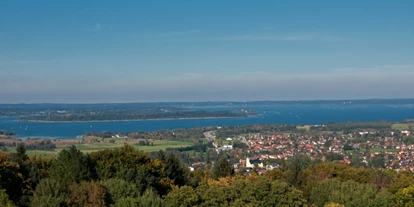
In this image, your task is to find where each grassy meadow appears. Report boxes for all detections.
[4,138,193,157]
[391,123,410,131]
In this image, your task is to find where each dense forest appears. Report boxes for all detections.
[2,143,414,206]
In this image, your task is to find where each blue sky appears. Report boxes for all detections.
[1,0,414,103]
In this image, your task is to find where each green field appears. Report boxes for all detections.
[391,123,410,131]
[7,139,194,157]
[297,125,311,131]
[369,148,400,153]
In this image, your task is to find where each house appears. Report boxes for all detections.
[223,144,233,149]
[188,162,205,172]
[246,157,264,168]
[226,137,233,141]
[266,164,280,170]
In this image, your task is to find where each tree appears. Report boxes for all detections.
[287,154,310,187]
[0,152,25,204]
[138,189,164,207]
[12,143,28,163]
[165,186,200,207]
[165,153,188,186]
[324,203,344,207]
[0,189,15,207]
[370,155,385,168]
[396,185,414,207]
[343,144,354,151]
[237,176,307,206]
[49,146,92,187]
[100,178,139,203]
[213,156,233,179]
[30,178,68,207]
[196,176,307,206]
[156,150,166,162]
[310,179,393,207]
[114,189,164,207]
[90,145,152,180]
[350,154,366,168]
[68,181,108,207]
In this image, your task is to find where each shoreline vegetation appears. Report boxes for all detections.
[2,121,412,153]
[18,115,257,123]
[17,109,257,122]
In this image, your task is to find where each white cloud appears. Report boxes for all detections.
[211,32,346,42]
[94,23,101,31]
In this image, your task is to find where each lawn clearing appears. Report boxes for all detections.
[297,125,311,131]
[5,139,194,157]
[370,148,400,153]
[391,123,409,131]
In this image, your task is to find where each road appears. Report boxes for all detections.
[203,131,216,143]
[240,136,251,148]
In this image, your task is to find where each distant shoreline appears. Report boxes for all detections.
[17,116,255,123]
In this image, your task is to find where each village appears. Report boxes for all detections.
[190,126,414,174]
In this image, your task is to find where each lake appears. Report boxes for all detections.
[1,103,414,139]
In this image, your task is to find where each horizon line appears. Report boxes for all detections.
[1,97,414,105]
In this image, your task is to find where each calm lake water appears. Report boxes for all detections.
[1,104,414,139]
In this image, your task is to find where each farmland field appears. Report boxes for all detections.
[391,123,410,131]
[5,138,193,157]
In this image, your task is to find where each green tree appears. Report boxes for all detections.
[213,156,233,179]
[11,143,28,163]
[137,188,164,207]
[396,185,414,207]
[236,177,307,207]
[370,155,385,168]
[324,203,344,207]
[49,146,92,187]
[156,150,166,162]
[310,179,393,207]
[114,189,164,207]
[30,178,68,207]
[0,152,25,204]
[90,145,152,180]
[0,189,15,207]
[287,154,310,187]
[165,153,189,186]
[101,178,139,203]
[165,186,200,207]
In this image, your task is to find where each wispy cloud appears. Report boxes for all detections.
[94,23,102,31]
[157,30,201,37]
[211,32,346,42]
[0,59,68,66]
[332,65,414,73]
[3,64,414,103]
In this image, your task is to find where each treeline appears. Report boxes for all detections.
[166,142,214,153]
[215,124,298,138]
[85,126,215,141]
[19,110,255,122]
[0,130,16,136]
[0,140,55,151]
[3,145,414,206]
[323,121,393,131]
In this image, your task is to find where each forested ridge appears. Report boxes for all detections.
[1,143,414,206]
[19,110,254,122]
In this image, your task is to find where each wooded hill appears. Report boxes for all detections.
[2,144,414,206]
